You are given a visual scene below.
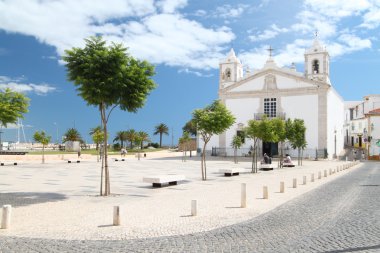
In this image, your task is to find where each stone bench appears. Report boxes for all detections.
[260,163,274,171]
[114,158,126,162]
[282,162,295,167]
[0,162,17,166]
[143,175,185,187]
[219,168,240,176]
[67,160,80,163]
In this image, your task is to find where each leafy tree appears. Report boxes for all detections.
[63,36,156,196]
[91,127,104,162]
[192,100,235,180]
[33,131,51,164]
[245,120,261,173]
[113,131,127,148]
[0,88,29,128]
[271,117,286,167]
[182,120,197,136]
[63,128,83,143]
[288,119,307,165]
[154,123,169,147]
[245,116,278,173]
[231,134,243,164]
[125,129,137,149]
[179,131,191,162]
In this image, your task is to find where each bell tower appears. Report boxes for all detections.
[304,35,330,84]
[219,48,243,89]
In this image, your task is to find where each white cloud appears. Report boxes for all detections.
[361,7,380,28]
[304,0,371,19]
[214,4,249,19]
[249,24,289,42]
[0,76,56,95]
[0,0,235,70]
[178,68,213,77]
[156,0,187,13]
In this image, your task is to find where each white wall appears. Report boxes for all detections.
[231,76,265,92]
[282,94,319,150]
[225,98,260,150]
[275,75,314,89]
[369,116,380,156]
[327,89,345,159]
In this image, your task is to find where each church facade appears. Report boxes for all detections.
[201,38,345,159]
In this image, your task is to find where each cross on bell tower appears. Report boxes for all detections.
[266,45,274,58]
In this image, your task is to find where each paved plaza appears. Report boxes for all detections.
[0,153,378,252]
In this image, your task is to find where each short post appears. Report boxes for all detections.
[293,178,297,188]
[1,205,12,229]
[191,200,197,216]
[329,168,332,175]
[324,170,327,177]
[311,173,314,182]
[263,186,268,199]
[280,181,285,193]
[241,183,246,208]
[113,206,121,226]
[318,171,321,179]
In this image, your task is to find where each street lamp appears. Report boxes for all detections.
[53,122,59,144]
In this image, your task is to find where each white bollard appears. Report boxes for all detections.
[293,178,297,188]
[303,176,307,185]
[346,156,348,161]
[329,168,332,175]
[318,171,321,179]
[280,181,285,193]
[241,183,247,208]
[311,173,315,182]
[263,186,268,199]
[113,206,121,226]
[191,200,197,216]
[1,205,12,229]
[324,170,327,177]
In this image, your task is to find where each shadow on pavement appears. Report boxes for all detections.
[0,192,67,207]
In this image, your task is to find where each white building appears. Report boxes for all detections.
[344,95,380,159]
[201,38,345,159]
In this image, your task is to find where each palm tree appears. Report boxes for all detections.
[113,131,127,148]
[137,131,150,149]
[125,129,137,149]
[154,123,169,147]
[89,126,102,150]
[63,128,83,143]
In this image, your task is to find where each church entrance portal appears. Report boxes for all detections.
[263,142,278,157]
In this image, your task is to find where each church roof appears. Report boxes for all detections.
[368,108,380,115]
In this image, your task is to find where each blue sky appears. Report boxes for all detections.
[0,0,379,145]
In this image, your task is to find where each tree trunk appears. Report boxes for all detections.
[159,133,162,147]
[202,142,207,180]
[234,148,237,164]
[42,145,45,164]
[298,148,301,166]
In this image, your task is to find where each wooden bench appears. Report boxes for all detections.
[143,175,185,187]
[219,168,240,176]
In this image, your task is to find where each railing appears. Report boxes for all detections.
[254,112,286,120]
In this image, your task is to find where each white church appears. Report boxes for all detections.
[202,38,345,159]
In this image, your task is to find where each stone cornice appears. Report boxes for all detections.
[221,68,330,93]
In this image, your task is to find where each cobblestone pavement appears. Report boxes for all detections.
[1,162,379,253]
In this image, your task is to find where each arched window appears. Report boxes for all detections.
[312,60,319,74]
[225,68,231,80]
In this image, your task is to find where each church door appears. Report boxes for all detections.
[262,142,278,157]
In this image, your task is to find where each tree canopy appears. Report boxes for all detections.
[0,88,29,127]
[154,123,169,147]
[192,100,235,180]
[63,36,156,196]
[33,131,51,164]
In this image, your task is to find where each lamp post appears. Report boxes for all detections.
[53,122,59,144]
